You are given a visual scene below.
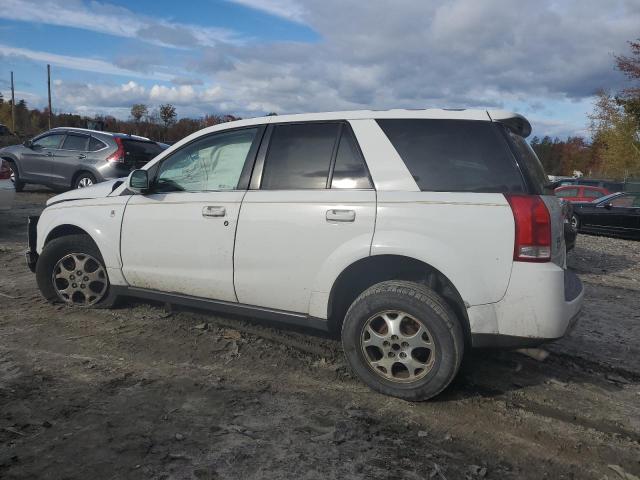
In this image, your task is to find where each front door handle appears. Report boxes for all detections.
[78,154,87,160]
[46,151,53,157]
[202,206,226,218]
[326,209,356,222]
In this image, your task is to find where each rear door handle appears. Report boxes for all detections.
[78,154,87,160]
[202,206,226,217]
[46,151,53,157]
[326,209,355,222]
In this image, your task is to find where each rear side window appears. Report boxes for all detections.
[88,137,107,151]
[507,132,549,194]
[556,188,578,197]
[583,189,604,198]
[61,134,88,151]
[378,119,524,193]
[331,127,372,189]
[121,139,164,168]
[261,123,340,189]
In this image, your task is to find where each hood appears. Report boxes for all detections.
[0,144,26,155]
[46,178,124,206]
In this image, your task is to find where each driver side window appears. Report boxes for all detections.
[155,128,258,192]
[33,134,64,149]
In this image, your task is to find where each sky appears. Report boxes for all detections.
[0,0,639,139]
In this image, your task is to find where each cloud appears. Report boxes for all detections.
[227,0,307,23]
[0,44,175,81]
[0,0,242,48]
[5,0,640,138]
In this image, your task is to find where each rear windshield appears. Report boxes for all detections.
[377,119,525,193]
[122,139,164,168]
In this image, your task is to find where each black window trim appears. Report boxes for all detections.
[146,124,266,194]
[498,125,547,195]
[61,133,90,152]
[249,120,374,191]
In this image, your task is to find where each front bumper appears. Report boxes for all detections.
[25,215,39,272]
[469,263,584,348]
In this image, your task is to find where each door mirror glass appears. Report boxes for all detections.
[128,169,149,193]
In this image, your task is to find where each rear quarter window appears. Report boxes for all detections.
[377,119,525,193]
[122,140,164,167]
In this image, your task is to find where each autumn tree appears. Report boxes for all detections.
[614,38,640,125]
[159,104,177,129]
[130,104,148,123]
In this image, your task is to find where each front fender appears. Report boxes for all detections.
[37,197,130,286]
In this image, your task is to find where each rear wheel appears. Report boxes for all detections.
[7,160,25,192]
[571,214,579,230]
[341,280,464,401]
[36,234,119,308]
[74,172,96,189]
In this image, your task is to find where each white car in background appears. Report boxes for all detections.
[0,158,15,210]
[25,109,584,400]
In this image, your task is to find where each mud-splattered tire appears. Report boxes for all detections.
[341,280,464,401]
[36,234,119,308]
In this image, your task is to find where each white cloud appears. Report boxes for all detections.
[227,0,307,22]
[0,44,175,81]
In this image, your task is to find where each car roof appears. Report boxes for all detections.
[48,127,150,141]
[199,108,532,137]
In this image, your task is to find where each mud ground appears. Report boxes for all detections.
[1,189,639,480]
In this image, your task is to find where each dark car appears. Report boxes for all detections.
[560,199,577,251]
[0,128,166,191]
[571,192,640,239]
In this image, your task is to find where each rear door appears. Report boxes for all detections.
[51,133,90,186]
[20,133,65,181]
[234,122,376,314]
[120,126,263,301]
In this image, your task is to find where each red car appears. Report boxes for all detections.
[555,185,610,202]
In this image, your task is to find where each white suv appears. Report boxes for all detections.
[26,109,583,400]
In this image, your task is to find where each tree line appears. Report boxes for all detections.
[0,97,243,146]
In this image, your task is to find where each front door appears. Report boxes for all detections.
[234,122,376,314]
[21,133,65,181]
[120,126,263,301]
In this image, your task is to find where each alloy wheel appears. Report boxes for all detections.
[77,177,93,188]
[361,310,436,383]
[52,253,108,306]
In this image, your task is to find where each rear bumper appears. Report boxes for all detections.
[469,263,584,348]
[25,215,39,272]
[0,182,14,210]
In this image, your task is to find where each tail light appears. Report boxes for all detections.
[106,137,125,163]
[0,161,11,180]
[505,194,551,262]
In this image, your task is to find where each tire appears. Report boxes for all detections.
[571,214,579,231]
[74,172,96,189]
[36,234,119,308]
[7,160,25,192]
[341,280,464,401]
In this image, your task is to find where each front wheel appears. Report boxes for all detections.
[36,234,118,308]
[7,161,25,192]
[341,280,464,401]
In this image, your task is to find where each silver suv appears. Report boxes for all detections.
[0,127,165,191]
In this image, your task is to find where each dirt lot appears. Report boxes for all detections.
[1,189,639,480]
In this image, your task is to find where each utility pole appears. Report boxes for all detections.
[47,64,52,129]
[10,71,15,133]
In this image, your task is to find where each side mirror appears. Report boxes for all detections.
[604,203,613,210]
[127,169,149,194]
[23,139,33,148]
